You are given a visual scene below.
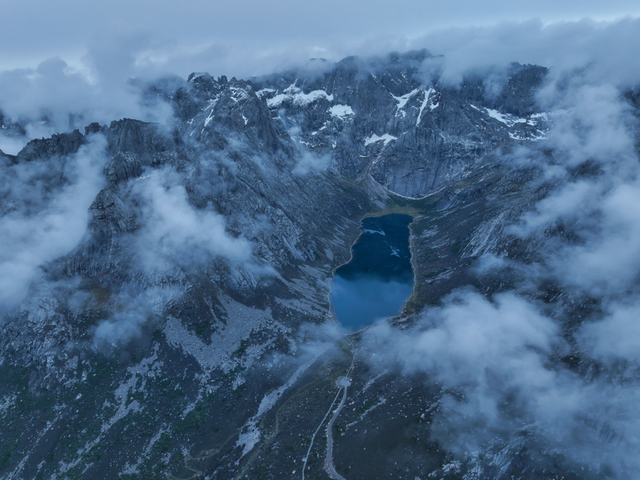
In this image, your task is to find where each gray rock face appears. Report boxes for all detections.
[252,51,548,196]
[104,152,144,186]
[106,118,173,157]
[16,129,85,162]
[178,75,294,157]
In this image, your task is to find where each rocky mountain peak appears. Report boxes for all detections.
[16,129,85,162]
[2,48,626,480]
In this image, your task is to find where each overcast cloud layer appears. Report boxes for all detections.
[0,135,107,309]
[2,13,640,153]
[2,0,638,72]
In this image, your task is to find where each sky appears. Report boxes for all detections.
[1,0,638,75]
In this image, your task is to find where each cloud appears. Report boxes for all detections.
[292,152,331,176]
[0,134,107,310]
[93,306,149,350]
[365,291,560,382]
[412,18,640,88]
[551,181,640,296]
[578,300,640,364]
[364,292,565,445]
[1,6,640,471]
[509,82,640,297]
[92,284,185,349]
[129,168,254,273]
[363,289,640,473]
[84,17,640,89]
[3,16,640,164]
[0,135,28,156]
[2,1,638,74]
[359,22,640,474]
[0,36,177,150]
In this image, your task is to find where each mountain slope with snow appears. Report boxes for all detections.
[0,49,638,479]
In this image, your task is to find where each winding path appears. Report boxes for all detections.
[301,387,342,480]
[323,376,351,480]
[301,340,356,480]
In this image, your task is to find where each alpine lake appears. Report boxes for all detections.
[331,214,414,331]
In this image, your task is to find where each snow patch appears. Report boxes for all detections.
[236,352,324,458]
[509,130,547,141]
[486,108,529,126]
[256,88,275,99]
[203,99,218,127]
[0,394,16,416]
[392,89,420,110]
[364,133,398,147]
[267,93,287,108]
[229,86,249,103]
[530,112,549,121]
[56,351,161,477]
[470,104,537,128]
[344,397,387,431]
[267,84,333,108]
[329,104,354,119]
[164,295,289,373]
[417,88,435,126]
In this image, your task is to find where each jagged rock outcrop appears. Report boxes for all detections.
[16,129,85,162]
[252,51,548,195]
[106,118,174,157]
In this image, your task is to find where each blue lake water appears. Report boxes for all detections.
[331,214,414,331]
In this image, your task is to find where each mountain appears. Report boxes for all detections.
[0,49,637,479]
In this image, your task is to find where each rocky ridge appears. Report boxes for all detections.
[0,50,621,479]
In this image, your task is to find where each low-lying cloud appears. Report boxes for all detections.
[361,22,640,476]
[0,46,176,153]
[292,152,331,176]
[365,291,640,474]
[0,134,107,311]
[414,17,640,89]
[131,168,253,273]
[365,292,565,449]
[92,284,185,349]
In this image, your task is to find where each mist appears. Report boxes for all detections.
[360,26,640,476]
[130,167,253,273]
[0,134,107,311]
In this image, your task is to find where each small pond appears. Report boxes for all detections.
[331,214,414,331]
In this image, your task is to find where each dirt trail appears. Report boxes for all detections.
[323,376,351,480]
[302,341,355,480]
